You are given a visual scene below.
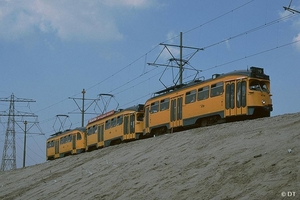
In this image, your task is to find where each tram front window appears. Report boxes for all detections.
[249,80,270,93]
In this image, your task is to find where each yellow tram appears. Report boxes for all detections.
[46,127,86,160]
[143,67,272,135]
[85,104,144,151]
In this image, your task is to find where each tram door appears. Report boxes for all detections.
[55,140,59,155]
[170,96,183,128]
[72,134,76,152]
[98,124,104,143]
[225,80,247,117]
[236,80,247,115]
[225,81,236,116]
[123,113,135,140]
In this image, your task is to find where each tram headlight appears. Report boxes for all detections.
[262,100,266,105]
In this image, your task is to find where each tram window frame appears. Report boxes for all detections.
[241,81,246,107]
[198,86,209,101]
[236,81,247,108]
[77,132,82,140]
[249,80,270,93]
[150,101,159,113]
[105,120,111,130]
[137,113,144,121]
[160,98,170,111]
[117,115,123,125]
[60,136,65,144]
[47,141,53,148]
[185,90,197,104]
[111,117,117,127]
[211,82,224,97]
[87,127,93,136]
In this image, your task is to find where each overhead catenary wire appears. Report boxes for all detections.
[202,38,300,72]
[184,0,256,35]
[34,1,299,137]
[34,0,256,120]
[3,1,299,167]
[202,13,297,50]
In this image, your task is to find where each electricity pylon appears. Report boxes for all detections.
[0,93,36,171]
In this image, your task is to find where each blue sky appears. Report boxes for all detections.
[0,0,300,168]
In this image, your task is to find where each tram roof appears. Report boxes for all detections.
[151,67,269,98]
[49,127,86,138]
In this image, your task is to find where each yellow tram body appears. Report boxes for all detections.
[143,67,272,135]
[46,127,86,160]
[46,67,273,160]
[86,104,144,151]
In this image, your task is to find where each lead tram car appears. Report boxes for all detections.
[143,66,273,136]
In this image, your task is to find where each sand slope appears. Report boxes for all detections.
[0,113,299,200]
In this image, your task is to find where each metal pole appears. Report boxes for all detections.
[179,32,183,85]
[23,120,27,168]
[81,89,85,127]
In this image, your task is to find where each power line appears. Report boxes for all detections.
[31,1,256,119]
[184,0,256,35]
[35,1,297,133]
[202,13,297,50]
[202,38,300,72]
[0,94,41,171]
[86,45,160,93]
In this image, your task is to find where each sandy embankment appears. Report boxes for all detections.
[0,112,299,199]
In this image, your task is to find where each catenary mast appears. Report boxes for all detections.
[0,93,36,171]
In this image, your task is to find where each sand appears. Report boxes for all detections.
[0,112,299,200]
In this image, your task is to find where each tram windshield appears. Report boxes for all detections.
[249,80,270,93]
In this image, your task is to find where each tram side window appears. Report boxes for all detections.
[137,113,144,121]
[185,90,196,104]
[93,125,97,134]
[117,115,123,125]
[105,120,111,130]
[62,135,71,143]
[87,127,93,136]
[198,86,209,101]
[47,141,54,148]
[160,98,170,111]
[60,137,64,144]
[150,101,159,113]
[77,132,82,140]
[211,82,224,97]
[111,117,117,127]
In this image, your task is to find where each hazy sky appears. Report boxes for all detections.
[0,0,299,168]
